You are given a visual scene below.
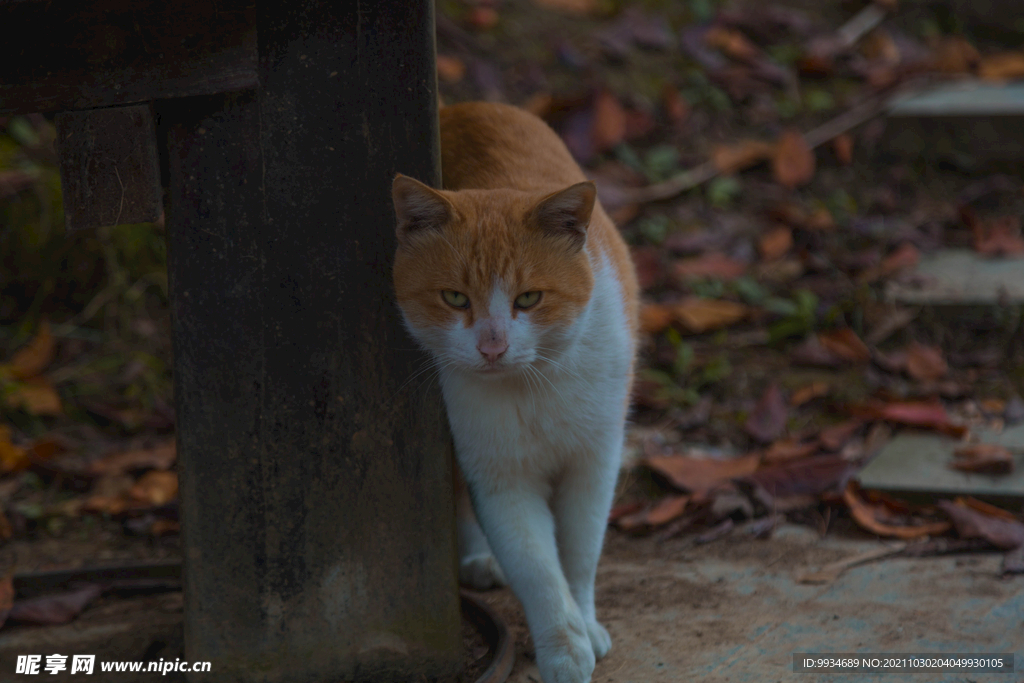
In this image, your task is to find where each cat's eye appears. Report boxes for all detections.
[442,290,470,309]
[514,291,542,309]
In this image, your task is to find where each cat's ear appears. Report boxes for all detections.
[392,174,452,243]
[531,181,596,250]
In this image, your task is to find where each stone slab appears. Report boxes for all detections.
[883,81,1024,167]
[886,248,1024,305]
[856,423,1024,505]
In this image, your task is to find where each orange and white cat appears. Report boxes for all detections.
[392,102,638,683]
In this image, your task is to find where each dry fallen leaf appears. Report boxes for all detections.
[758,226,793,261]
[87,442,177,476]
[591,89,628,153]
[772,129,815,189]
[644,494,691,526]
[129,471,179,506]
[818,420,864,451]
[674,298,748,333]
[745,384,788,443]
[8,584,102,626]
[905,342,948,382]
[436,55,467,83]
[973,215,1024,257]
[844,483,951,539]
[662,84,690,124]
[672,253,748,281]
[789,381,830,407]
[931,35,980,74]
[951,444,1015,475]
[643,453,761,493]
[631,245,665,290]
[832,133,854,165]
[978,51,1024,81]
[853,400,966,437]
[711,139,775,174]
[0,575,13,629]
[818,328,871,363]
[5,320,55,380]
[0,426,28,473]
[7,377,63,416]
[763,438,819,464]
[938,498,1024,550]
[747,454,852,497]
[704,26,760,62]
[639,303,674,334]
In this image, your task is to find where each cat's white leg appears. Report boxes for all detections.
[552,443,620,660]
[471,482,595,683]
[457,483,507,589]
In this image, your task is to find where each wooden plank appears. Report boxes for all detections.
[160,0,459,680]
[0,0,257,115]
[55,104,162,231]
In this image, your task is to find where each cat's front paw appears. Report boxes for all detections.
[586,620,611,660]
[459,553,507,590]
[535,620,596,683]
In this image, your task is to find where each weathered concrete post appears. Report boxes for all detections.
[162,1,460,680]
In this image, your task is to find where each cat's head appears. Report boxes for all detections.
[392,174,596,378]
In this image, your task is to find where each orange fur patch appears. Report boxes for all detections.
[395,101,638,354]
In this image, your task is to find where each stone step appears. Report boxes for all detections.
[886,248,1024,306]
[882,80,1024,168]
[856,423,1024,506]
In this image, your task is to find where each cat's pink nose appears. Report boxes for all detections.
[477,340,508,363]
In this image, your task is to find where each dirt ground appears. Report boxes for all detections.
[475,521,1022,683]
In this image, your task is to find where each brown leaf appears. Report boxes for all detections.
[87,442,177,476]
[149,519,180,536]
[9,584,102,626]
[818,420,864,451]
[931,36,980,74]
[745,384,788,443]
[789,382,830,407]
[0,508,11,542]
[644,494,690,526]
[466,6,499,30]
[672,253,748,281]
[638,303,674,335]
[674,298,748,333]
[878,242,920,279]
[905,342,948,382]
[642,453,761,493]
[0,426,28,474]
[844,483,951,539]
[978,51,1024,81]
[436,55,466,83]
[951,444,1015,475]
[631,246,665,290]
[853,400,966,437]
[608,500,645,524]
[758,226,792,261]
[704,26,760,62]
[6,320,55,380]
[711,139,775,174]
[662,84,690,124]
[790,335,845,367]
[591,89,627,153]
[973,215,1024,257]
[938,498,1024,550]
[772,129,815,189]
[0,575,12,629]
[7,378,63,416]
[959,496,1019,522]
[818,328,870,363]
[748,454,853,497]
[832,133,854,165]
[763,438,819,464]
[129,471,179,506]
